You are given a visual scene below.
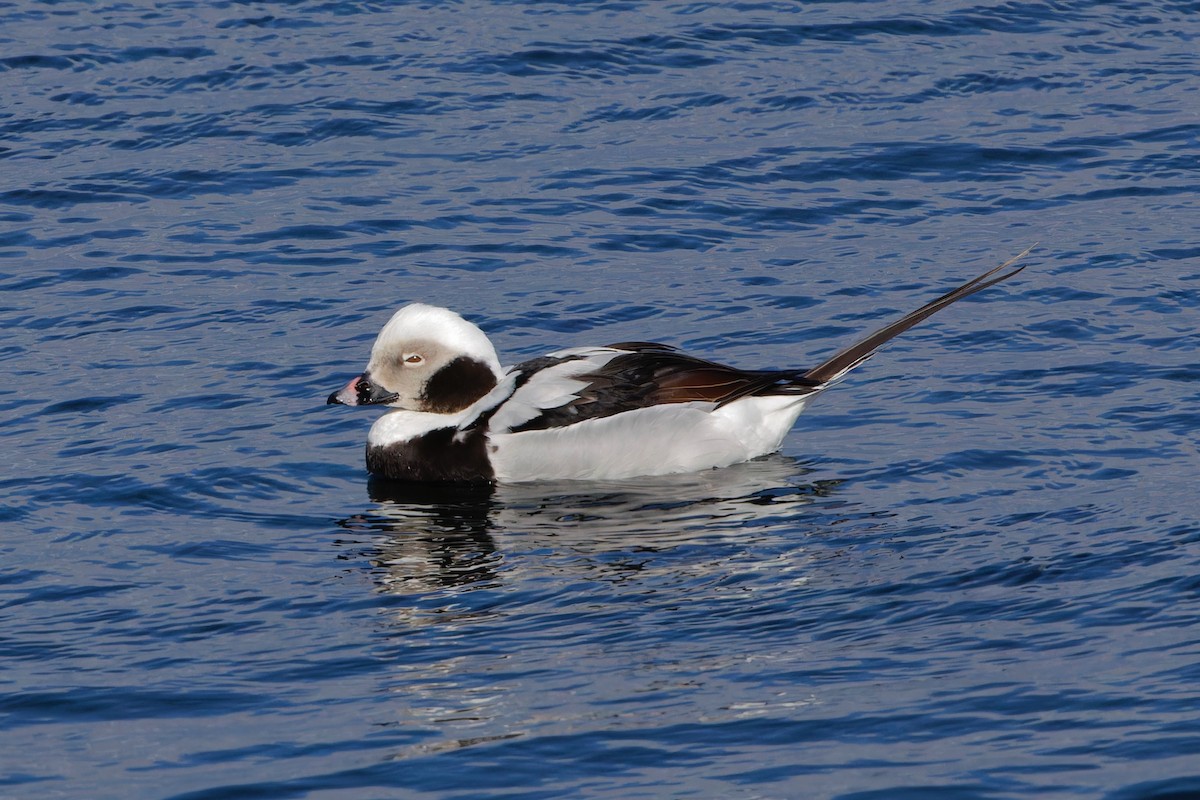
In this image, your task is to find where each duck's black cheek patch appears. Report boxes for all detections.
[420,357,498,413]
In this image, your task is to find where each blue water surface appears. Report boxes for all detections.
[3,1,1200,798]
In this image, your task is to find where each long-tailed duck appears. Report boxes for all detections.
[329,249,1030,482]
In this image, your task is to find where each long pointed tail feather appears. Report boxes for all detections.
[803,245,1034,385]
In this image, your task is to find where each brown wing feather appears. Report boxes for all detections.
[505,346,818,433]
[505,247,1032,434]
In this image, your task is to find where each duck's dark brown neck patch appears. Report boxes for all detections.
[420,356,498,413]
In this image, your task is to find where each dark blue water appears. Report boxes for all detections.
[4,1,1200,798]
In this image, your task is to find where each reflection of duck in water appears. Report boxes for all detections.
[329,250,1030,483]
[340,455,841,596]
[336,479,499,594]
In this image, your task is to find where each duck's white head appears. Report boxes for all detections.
[328,304,504,413]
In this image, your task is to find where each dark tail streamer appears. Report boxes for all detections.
[804,245,1035,385]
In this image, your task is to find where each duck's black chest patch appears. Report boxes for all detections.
[366,426,494,483]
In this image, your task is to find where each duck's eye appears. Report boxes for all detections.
[403,354,424,365]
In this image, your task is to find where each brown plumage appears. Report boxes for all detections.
[507,246,1032,434]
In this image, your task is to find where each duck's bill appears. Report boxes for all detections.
[327,373,398,406]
